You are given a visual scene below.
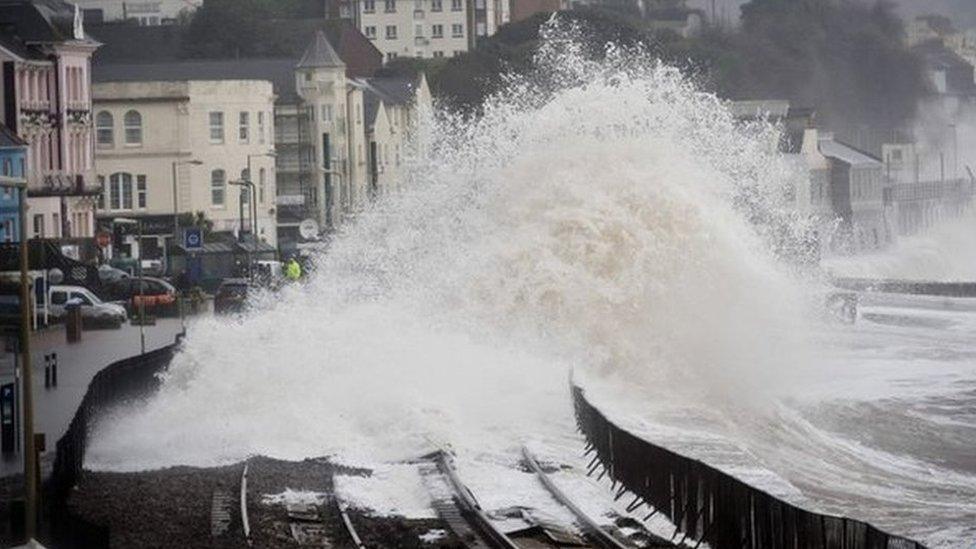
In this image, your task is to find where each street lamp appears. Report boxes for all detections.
[244,152,275,243]
[319,165,344,229]
[113,217,145,355]
[171,159,203,249]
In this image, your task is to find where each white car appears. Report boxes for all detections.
[48,285,127,326]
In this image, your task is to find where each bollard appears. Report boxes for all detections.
[43,354,50,389]
[51,353,57,387]
[65,303,82,343]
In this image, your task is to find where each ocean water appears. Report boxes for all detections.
[86,19,976,547]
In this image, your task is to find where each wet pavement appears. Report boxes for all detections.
[0,318,184,479]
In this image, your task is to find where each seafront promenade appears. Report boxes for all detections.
[0,319,184,480]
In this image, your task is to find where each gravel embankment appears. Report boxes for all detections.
[68,456,466,548]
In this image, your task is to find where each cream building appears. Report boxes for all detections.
[92,79,277,258]
[290,31,431,234]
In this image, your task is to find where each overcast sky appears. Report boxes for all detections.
[685,0,976,29]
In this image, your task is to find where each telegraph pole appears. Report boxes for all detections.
[15,181,36,539]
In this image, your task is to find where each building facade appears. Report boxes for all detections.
[0,0,101,259]
[72,0,202,25]
[0,124,27,243]
[328,0,509,60]
[92,79,277,261]
[278,31,430,250]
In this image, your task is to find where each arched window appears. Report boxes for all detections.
[109,172,133,210]
[96,111,113,147]
[211,169,226,206]
[258,168,266,204]
[123,110,142,145]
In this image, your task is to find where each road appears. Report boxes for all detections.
[0,317,184,479]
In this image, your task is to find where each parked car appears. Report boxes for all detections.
[48,285,127,327]
[103,277,177,313]
[214,279,250,315]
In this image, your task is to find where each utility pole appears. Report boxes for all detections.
[14,181,35,540]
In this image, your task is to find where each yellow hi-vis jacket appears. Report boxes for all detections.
[285,260,302,280]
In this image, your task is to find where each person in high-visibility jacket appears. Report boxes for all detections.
[285,257,302,281]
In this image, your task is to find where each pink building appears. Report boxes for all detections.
[0,0,101,254]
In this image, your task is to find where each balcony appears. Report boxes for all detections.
[276,194,307,206]
[275,131,302,144]
[30,173,102,197]
[414,9,424,18]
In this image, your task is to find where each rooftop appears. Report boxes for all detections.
[819,138,881,167]
[296,30,344,70]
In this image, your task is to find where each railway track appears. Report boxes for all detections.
[418,449,671,549]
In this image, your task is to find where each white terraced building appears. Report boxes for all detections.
[328,0,509,60]
[92,79,278,257]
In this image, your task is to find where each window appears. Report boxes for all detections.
[50,291,66,305]
[211,169,226,206]
[239,112,249,143]
[431,0,442,10]
[96,111,113,147]
[96,175,105,209]
[124,110,142,145]
[321,104,333,122]
[356,103,362,124]
[209,111,224,143]
[451,23,463,37]
[365,25,377,39]
[259,168,266,203]
[415,24,424,37]
[386,25,398,39]
[453,50,463,56]
[433,50,444,58]
[384,0,396,12]
[451,0,461,10]
[432,24,443,38]
[52,213,60,237]
[109,172,134,210]
[3,220,13,243]
[1,158,10,176]
[32,214,44,238]
[137,175,147,209]
[364,0,375,11]
[386,52,398,62]
[70,292,93,306]
[890,149,903,162]
[258,112,265,144]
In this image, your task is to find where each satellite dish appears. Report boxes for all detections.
[299,218,320,240]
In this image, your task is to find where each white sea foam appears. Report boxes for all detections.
[823,207,976,281]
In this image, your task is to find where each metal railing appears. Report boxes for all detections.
[572,384,926,549]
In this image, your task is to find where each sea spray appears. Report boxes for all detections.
[88,17,812,470]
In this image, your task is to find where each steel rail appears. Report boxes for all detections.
[338,501,367,548]
[240,462,251,545]
[522,446,631,549]
[434,451,522,549]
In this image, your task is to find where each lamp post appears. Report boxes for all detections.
[113,217,144,355]
[171,159,203,276]
[320,166,344,230]
[245,152,275,244]
[1,175,34,539]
